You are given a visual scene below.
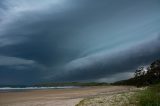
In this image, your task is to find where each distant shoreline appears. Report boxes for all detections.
[0,86,80,92]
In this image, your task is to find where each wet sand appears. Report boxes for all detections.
[0,86,135,106]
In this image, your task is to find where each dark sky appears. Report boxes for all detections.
[0,0,160,85]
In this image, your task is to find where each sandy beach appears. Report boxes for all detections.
[0,86,134,106]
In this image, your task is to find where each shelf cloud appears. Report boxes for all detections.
[0,0,160,84]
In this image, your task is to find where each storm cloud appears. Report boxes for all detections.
[0,0,160,84]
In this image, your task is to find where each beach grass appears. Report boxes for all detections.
[135,84,160,106]
[76,84,160,106]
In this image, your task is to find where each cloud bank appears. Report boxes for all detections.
[0,0,160,84]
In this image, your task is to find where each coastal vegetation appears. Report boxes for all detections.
[136,84,160,106]
[76,59,160,106]
[113,59,160,87]
[112,59,160,105]
[76,84,160,106]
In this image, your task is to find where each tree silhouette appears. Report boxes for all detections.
[113,59,160,87]
[134,66,146,78]
[147,60,160,84]
[134,60,160,86]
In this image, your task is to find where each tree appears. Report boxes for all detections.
[134,66,146,78]
[147,60,160,83]
[113,59,160,87]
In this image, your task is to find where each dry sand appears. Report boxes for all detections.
[0,86,135,106]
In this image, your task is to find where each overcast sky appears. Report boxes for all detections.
[0,0,160,85]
